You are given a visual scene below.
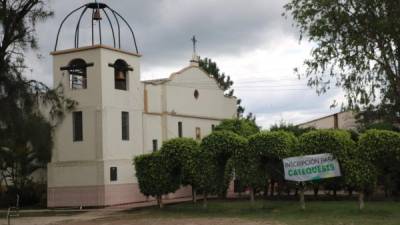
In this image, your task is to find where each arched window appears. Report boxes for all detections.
[109,59,133,90]
[61,58,93,89]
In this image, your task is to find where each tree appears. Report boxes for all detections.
[0,0,75,202]
[214,118,260,138]
[232,142,266,203]
[200,131,247,199]
[298,130,355,209]
[159,138,201,202]
[357,130,400,198]
[193,147,218,208]
[343,158,377,210]
[270,121,315,137]
[134,152,181,208]
[249,131,298,199]
[284,0,400,124]
[199,57,250,118]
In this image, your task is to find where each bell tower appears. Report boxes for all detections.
[47,1,145,207]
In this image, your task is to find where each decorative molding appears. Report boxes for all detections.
[51,44,142,57]
[144,111,226,121]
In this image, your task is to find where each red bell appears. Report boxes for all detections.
[93,9,102,21]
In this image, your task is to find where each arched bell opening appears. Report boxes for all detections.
[109,59,133,91]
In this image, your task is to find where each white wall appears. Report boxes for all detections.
[49,46,144,188]
[166,115,220,140]
[166,67,237,119]
[143,114,162,153]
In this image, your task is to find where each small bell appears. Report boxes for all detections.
[93,8,102,21]
[115,70,126,80]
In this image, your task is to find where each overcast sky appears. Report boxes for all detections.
[26,0,345,129]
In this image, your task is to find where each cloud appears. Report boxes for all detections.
[23,0,345,129]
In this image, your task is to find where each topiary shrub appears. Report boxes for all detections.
[159,138,201,202]
[298,130,356,197]
[200,131,247,200]
[134,152,180,208]
[298,129,355,159]
[232,136,264,203]
[249,131,298,197]
[214,119,260,137]
[358,129,400,198]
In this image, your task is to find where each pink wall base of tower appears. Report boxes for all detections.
[47,183,193,208]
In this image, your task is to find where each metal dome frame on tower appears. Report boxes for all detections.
[54,1,139,54]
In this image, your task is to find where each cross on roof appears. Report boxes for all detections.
[191,35,198,55]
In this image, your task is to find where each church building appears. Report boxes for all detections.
[47,2,237,207]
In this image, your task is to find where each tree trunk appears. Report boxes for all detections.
[313,185,319,197]
[359,192,365,210]
[250,187,255,204]
[192,188,197,203]
[299,183,306,210]
[203,193,208,208]
[157,195,164,208]
[270,180,275,197]
[348,188,353,197]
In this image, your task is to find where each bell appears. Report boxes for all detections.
[115,70,126,80]
[93,8,102,21]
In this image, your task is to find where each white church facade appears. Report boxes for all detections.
[47,2,237,207]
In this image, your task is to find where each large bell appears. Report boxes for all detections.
[115,70,126,80]
[93,8,102,21]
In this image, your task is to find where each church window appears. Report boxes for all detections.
[122,111,129,140]
[61,59,93,90]
[73,111,83,141]
[194,89,199,99]
[110,167,118,181]
[152,139,158,152]
[196,127,201,140]
[178,122,183,137]
[109,59,133,91]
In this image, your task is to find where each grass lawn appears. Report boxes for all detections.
[124,199,400,225]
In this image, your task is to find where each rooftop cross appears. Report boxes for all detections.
[191,35,198,55]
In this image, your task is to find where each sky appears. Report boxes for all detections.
[25,0,346,129]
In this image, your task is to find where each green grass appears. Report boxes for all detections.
[124,199,400,225]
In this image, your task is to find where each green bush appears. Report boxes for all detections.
[232,136,265,201]
[358,129,400,196]
[214,119,260,137]
[248,131,298,195]
[159,138,200,186]
[298,130,355,159]
[201,131,247,198]
[298,130,356,195]
[134,152,180,208]
[358,129,400,165]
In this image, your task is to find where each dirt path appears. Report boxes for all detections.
[1,211,280,225]
[0,210,111,225]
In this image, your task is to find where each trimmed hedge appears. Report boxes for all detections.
[357,129,400,196]
[200,130,247,197]
[248,131,298,187]
[159,138,200,187]
[358,129,400,165]
[134,152,180,207]
[214,119,260,137]
[298,129,356,162]
[298,130,356,194]
[250,131,297,159]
